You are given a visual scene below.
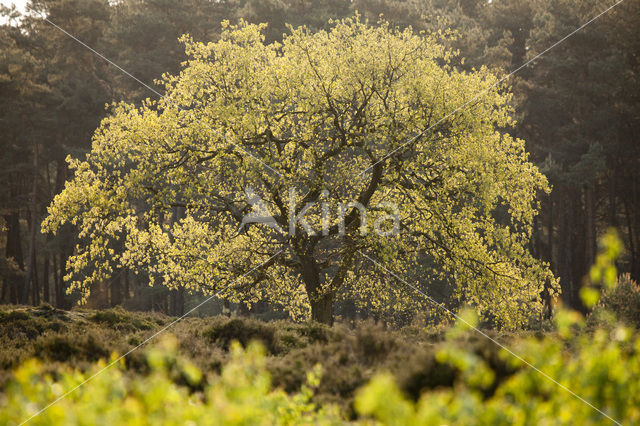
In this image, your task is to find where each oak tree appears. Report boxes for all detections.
[44,18,556,326]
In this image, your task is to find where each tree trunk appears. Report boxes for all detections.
[123,268,130,300]
[31,251,40,305]
[43,255,50,304]
[310,292,334,325]
[169,287,185,316]
[23,142,39,304]
[633,174,640,281]
[4,212,24,304]
[558,192,577,309]
[53,254,61,307]
[111,270,122,306]
[538,193,554,317]
[179,287,185,315]
[609,169,618,226]
[572,191,587,312]
[624,196,637,282]
[56,250,69,309]
[300,256,334,325]
[584,186,596,273]
[549,195,555,262]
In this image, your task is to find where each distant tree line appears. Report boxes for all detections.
[1,0,638,317]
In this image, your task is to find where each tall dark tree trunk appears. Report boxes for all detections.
[43,255,50,304]
[53,254,61,307]
[4,212,24,304]
[624,196,638,282]
[31,252,40,305]
[572,191,587,313]
[178,287,184,315]
[123,268,130,300]
[558,191,578,309]
[56,250,69,309]
[23,142,39,304]
[547,193,554,272]
[531,216,540,258]
[169,287,185,316]
[111,270,122,306]
[584,186,596,273]
[609,169,618,226]
[0,273,6,303]
[633,175,640,281]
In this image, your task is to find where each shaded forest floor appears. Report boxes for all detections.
[0,304,535,416]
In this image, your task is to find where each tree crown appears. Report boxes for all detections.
[43,17,557,327]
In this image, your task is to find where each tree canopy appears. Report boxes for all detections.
[42,17,555,327]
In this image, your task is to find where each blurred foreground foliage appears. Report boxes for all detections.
[357,309,640,425]
[1,306,639,425]
[1,337,342,425]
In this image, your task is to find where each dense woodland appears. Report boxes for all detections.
[1,0,639,319]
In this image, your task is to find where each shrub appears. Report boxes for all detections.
[202,317,340,356]
[88,307,158,332]
[204,318,282,354]
[34,331,112,363]
[598,273,640,327]
[356,309,640,425]
[0,338,343,425]
[0,309,67,340]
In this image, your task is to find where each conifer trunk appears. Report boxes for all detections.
[23,142,39,304]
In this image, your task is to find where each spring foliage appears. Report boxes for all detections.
[356,318,640,425]
[1,337,342,425]
[43,17,556,326]
[3,314,640,425]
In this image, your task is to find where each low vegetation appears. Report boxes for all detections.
[1,297,640,424]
